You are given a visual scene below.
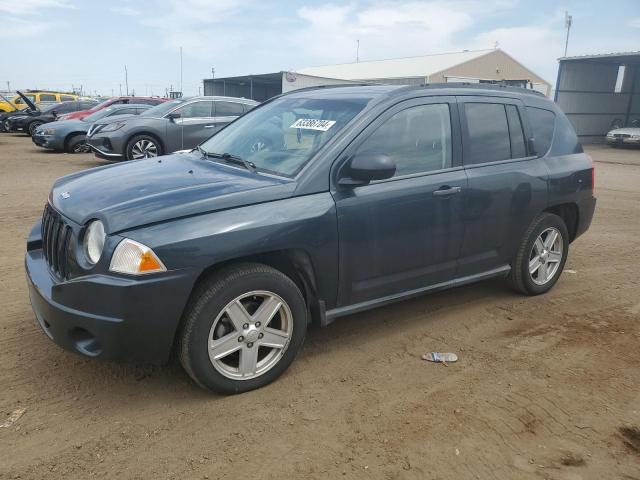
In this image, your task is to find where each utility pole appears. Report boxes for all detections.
[179,46,183,95]
[356,40,360,63]
[119,84,122,96]
[564,11,572,57]
[124,65,129,96]
[6,80,10,92]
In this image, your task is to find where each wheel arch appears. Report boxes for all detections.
[170,249,323,359]
[64,131,87,151]
[544,203,579,242]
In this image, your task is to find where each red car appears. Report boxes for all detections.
[58,96,169,121]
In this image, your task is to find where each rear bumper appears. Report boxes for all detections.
[575,196,596,240]
[25,234,198,364]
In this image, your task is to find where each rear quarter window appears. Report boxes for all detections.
[549,112,583,155]
[39,94,56,102]
[526,107,555,156]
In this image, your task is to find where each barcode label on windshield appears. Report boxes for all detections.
[290,119,336,131]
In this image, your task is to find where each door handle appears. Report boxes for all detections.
[433,186,462,197]
[204,125,216,129]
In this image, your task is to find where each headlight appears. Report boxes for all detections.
[109,238,166,275]
[632,135,640,139]
[41,128,55,135]
[100,121,126,132]
[83,220,106,264]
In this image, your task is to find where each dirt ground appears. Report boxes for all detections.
[0,134,639,480]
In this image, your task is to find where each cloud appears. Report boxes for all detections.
[110,5,140,16]
[294,1,512,65]
[0,16,50,38]
[628,17,640,28]
[0,0,73,15]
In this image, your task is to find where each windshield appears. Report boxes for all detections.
[199,96,369,177]
[142,99,182,117]
[83,106,119,123]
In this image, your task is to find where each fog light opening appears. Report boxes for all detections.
[69,328,102,357]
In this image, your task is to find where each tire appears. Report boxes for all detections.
[66,134,88,153]
[125,134,162,160]
[4,119,12,132]
[28,121,43,137]
[508,213,569,295]
[178,263,307,394]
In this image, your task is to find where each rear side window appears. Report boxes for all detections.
[56,102,78,113]
[355,103,452,177]
[176,101,213,118]
[506,105,527,158]
[60,95,75,102]
[215,101,244,116]
[40,94,56,102]
[464,103,511,164]
[527,107,555,156]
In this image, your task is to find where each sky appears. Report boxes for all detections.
[1,0,639,97]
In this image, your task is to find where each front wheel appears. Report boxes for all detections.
[28,121,43,136]
[508,213,569,295]
[178,263,307,394]
[66,134,89,153]
[125,134,162,160]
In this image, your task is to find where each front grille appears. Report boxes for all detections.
[613,134,630,138]
[41,204,72,279]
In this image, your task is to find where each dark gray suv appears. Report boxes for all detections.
[25,84,595,394]
[86,96,258,161]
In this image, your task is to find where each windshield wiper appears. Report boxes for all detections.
[202,150,257,173]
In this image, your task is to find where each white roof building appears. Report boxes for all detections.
[297,48,551,96]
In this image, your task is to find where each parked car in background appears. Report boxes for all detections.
[606,122,640,147]
[58,96,169,121]
[25,84,595,394]
[5,99,98,136]
[0,90,79,112]
[33,104,151,153]
[86,96,257,160]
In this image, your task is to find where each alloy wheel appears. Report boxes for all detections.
[131,139,158,159]
[529,227,563,285]
[208,290,293,380]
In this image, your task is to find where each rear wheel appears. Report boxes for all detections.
[66,134,89,153]
[125,134,162,160]
[508,213,569,295]
[178,263,307,394]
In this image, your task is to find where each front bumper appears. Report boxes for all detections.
[25,224,198,364]
[32,132,63,150]
[606,136,640,145]
[87,134,125,160]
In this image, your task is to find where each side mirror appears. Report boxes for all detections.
[52,110,58,117]
[167,112,181,122]
[339,152,396,186]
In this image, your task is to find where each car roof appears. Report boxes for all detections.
[177,95,259,104]
[282,82,547,101]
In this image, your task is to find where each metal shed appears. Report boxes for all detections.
[203,72,359,102]
[555,51,640,143]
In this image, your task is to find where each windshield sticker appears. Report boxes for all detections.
[290,119,336,131]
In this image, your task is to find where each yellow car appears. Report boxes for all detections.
[0,91,79,112]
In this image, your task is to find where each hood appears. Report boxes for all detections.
[50,152,295,233]
[38,118,87,134]
[16,91,38,111]
[608,127,640,135]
